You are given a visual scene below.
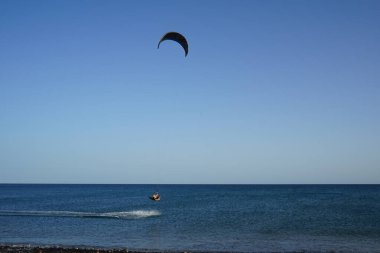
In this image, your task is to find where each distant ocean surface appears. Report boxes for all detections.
[1,184,380,252]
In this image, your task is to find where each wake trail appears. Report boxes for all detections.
[0,210,161,219]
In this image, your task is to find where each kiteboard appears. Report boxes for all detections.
[149,196,160,201]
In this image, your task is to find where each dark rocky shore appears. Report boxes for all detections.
[0,245,343,253]
[0,245,161,253]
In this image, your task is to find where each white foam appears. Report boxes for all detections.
[0,210,161,219]
[102,210,161,219]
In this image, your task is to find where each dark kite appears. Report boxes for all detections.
[158,32,189,57]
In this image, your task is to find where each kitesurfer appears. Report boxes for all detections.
[150,192,160,201]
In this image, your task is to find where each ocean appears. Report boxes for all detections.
[0,184,379,252]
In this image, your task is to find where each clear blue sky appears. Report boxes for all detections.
[1,0,379,184]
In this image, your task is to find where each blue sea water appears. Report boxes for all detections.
[0,184,380,252]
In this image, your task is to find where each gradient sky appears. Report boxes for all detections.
[1,0,379,184]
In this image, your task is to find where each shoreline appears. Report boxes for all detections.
[1,245,158,253]
[0,244,362,253]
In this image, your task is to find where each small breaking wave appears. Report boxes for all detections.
[0,210,160,219]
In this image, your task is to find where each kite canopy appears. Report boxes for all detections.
[157,32,188,57]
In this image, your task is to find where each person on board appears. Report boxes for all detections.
[150,192,160,201]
